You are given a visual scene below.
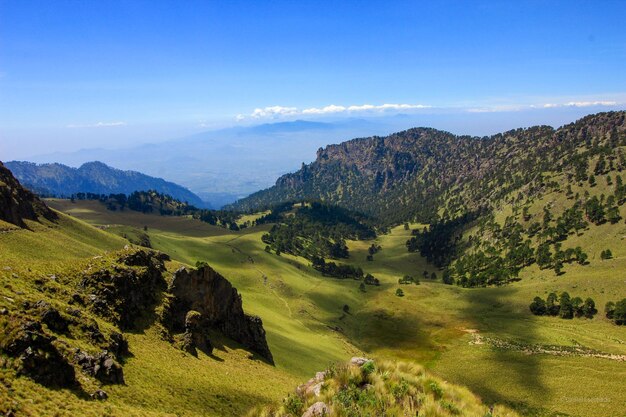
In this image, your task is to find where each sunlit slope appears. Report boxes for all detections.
[51,200,626,417]
[46,200,364,376]
[0,213,298,416]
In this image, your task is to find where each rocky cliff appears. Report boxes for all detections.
[0,161,57,227]
[163,265,274,364]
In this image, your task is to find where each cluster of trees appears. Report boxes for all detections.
[529,292,597,319]
[583,194,622,225]
[398,275,419,285]
[605,299,626,325]
[600,249,613,260]
[366,243,382,261]
[71,190,243,230]
[406,213,477,267]
[434,195,597,287]
[310,256,381,287]
[261,201,376,260]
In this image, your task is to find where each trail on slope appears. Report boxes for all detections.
[464,329,626,362]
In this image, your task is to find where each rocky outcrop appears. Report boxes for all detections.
[0,318,76,388]
[302,402,330,417]
[0,161,57,228]
[74,349,125,384]
[78,249,168,329]
[33,300,70,334]
[163,265,274,364]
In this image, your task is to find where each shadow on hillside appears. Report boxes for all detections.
[454,285,550,408]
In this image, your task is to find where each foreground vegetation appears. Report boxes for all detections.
[249,358,520,417]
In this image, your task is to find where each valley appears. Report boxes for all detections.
[45,194,626,417]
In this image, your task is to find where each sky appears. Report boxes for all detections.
[1,0,625,159]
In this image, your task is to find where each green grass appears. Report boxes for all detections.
[8,200,626,417]
[249,358,521,417]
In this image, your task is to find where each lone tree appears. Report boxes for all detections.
[395,288,405,297]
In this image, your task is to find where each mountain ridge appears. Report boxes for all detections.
[229,111,626,224]
[4,160,207,208]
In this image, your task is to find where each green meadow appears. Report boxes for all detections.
[38,199,626,417]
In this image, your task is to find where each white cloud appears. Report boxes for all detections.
[543,101,617,108]
[466,100,621,113]
[67,121,126,128]
[302,104,347,114]
[567,100,617,107]
[241,102,431,119]
[251,106,298,118]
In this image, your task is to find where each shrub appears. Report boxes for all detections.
[395,288,404,297]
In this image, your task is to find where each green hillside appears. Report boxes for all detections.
[231,112,626,225]
[47,197,626,417]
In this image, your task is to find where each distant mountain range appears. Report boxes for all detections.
[4,160,206,208]
[25,118,416,207]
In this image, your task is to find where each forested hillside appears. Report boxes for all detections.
[232,112,626,226]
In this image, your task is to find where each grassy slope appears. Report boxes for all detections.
[0,212,298,417]
[45,200,626,417]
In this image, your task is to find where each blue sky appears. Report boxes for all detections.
[1,0,625,159]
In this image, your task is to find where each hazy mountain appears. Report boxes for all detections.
[4,160,206,208]
[25,119,416,207]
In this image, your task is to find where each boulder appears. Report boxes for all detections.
[91,390,108,400]
[34,301,69,333]
[163,265,273,363]
[350,357,371,366]
[107,332,130,358]
[297,370,328,397]
[302,402,330,417]
[75,350,125,385]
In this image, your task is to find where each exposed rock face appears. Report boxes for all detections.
[75,350,125,384]
[0,161,57,228]
[164,265,274,364]
[79,249,168,329]
[34,300,70,334]
[0,318,76,388]
[107,331,130,358]
[180,310,212,356]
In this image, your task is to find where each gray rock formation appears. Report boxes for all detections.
[0,161,57,228]
[163,265,274,364]
[302,402,330,417]
[78,249,168,329]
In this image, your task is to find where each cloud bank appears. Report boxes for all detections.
[240,103,432,119]
[66,121,126,128]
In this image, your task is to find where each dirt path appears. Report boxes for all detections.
[463,329,626,362]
